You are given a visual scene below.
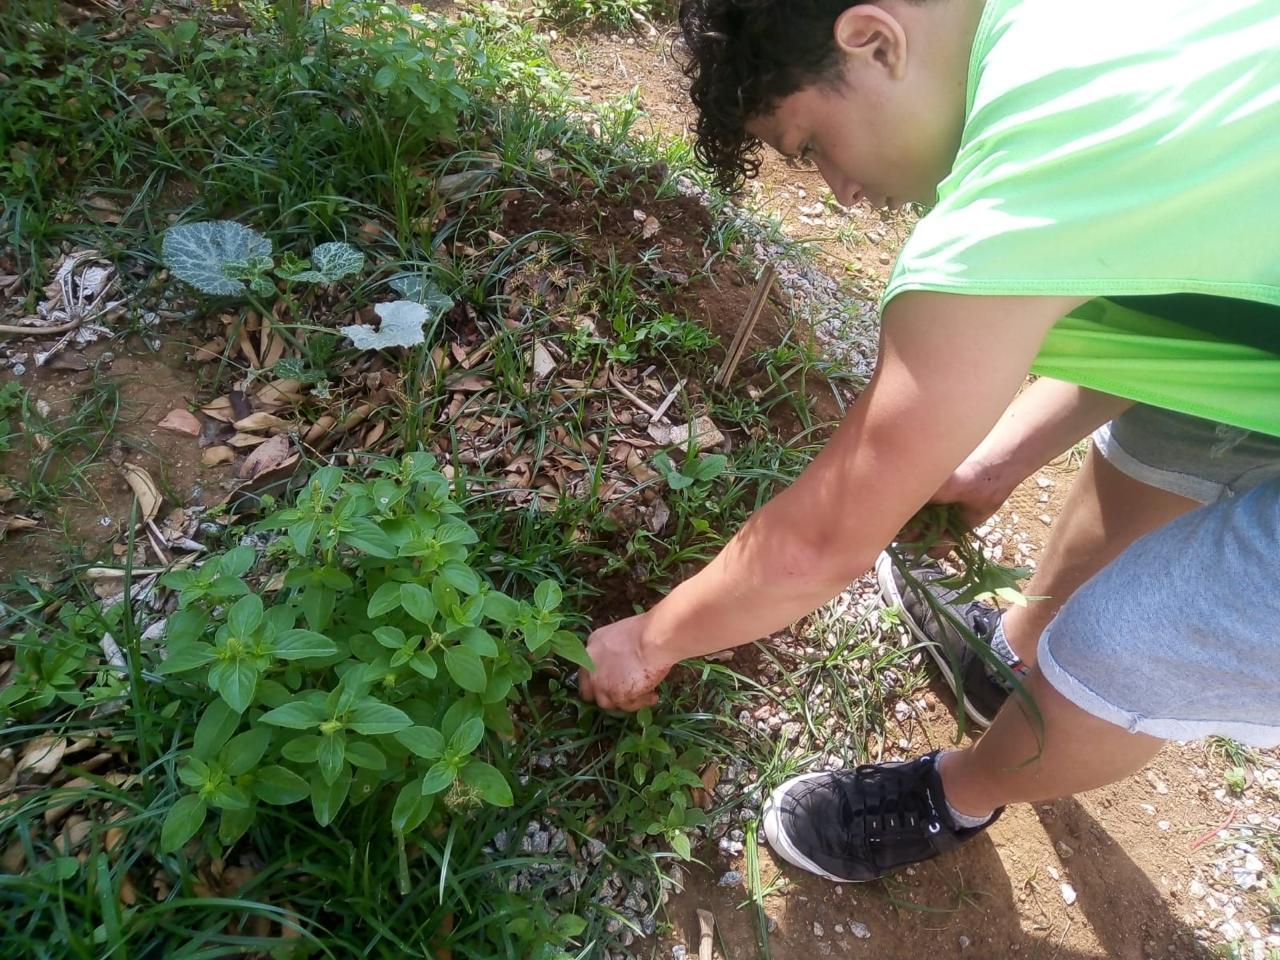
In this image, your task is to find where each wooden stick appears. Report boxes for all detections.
[697,908,716,960]
[716,264,777,387]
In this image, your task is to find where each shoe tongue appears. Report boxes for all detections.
[964,603,1001,638]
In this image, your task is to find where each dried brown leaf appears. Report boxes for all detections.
[255,378,302,406]
[121,464,162,523]
[232,412,290,434]
[226,432,271,448]
[17,736,66,778]
[237,434,294,481]
[201,445,236,466]
[200,397,236,423]
[158,409,201,436]
[303,416,337,446]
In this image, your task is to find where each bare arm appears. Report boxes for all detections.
[580,292,1085,709]
[937,377,1134,524]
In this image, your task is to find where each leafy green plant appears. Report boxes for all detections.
[153,452,592,851]
[161,221,363,298]
[608,707,708,859]
[0,604,103,719]
[654,451,728,492]
[0,381,24,454]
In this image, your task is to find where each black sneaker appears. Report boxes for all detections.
[762,751,1000,882]
[875,551,1021,727]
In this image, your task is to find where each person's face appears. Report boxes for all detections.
[745,3,965,208]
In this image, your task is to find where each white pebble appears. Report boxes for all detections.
[1060,883,1077,906]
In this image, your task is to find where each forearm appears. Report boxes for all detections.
[963,378,1133,489]
[637,293,1081,668]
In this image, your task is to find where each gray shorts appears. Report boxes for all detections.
[1038,405,1280,746]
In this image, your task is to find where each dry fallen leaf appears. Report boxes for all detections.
[692,762,721,810]
[0,514,37,540]
[237,434,295,481]
[632,208,660,239]
[200,397,236,422]
[647,416,725,451]
[303,416,337,446]
[201,445,236,466]
[17,736,66,779]
[121,464,162,523]
[158,409,201,436]
[233,412,290,435]
[226,432,271,448]
[255,378,302,407]
[529,342,555,380]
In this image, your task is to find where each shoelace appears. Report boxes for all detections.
[838,759,941,863]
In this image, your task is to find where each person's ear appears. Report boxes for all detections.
[832,4,909,80]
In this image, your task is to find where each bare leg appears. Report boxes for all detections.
[1002,445,1198,665]
[939,669,1164,816]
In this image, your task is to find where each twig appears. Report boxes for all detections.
[650,378,685,423]
[1189,807,1238,851]
[607,369,660,418]
[0,318,83,337]
[716,264,777,387]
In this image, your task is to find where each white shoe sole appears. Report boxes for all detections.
[873,552,995,728]
[761,773,864,884]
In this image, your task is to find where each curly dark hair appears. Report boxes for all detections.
[677,1,877,191]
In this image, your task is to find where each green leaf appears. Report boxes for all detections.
[193,700,240,759]
[461,760,512,807]
[177,757,209,789]
[373,626,406,650]
[221,727,271,776]
[347,698,412,735]
[669,830,692,860]
[409,650,437,678]
[448,717,484,757]
[292,241,364,284]
[281,734,322,763]
[482,590,521,626]
[421,761,456,796]
[533,580,562,612]
[227,594,264,636]
[260,701,326,730]
[253,765,310,805]
[310,766,352,826]
[345,741,386,771]
[173,19,199,44]
[160,795,207,853]
[341,518,397,558]
[549,631,594,671]
[366,581,403,618]
[208,781,251,811]
[451,626,497,658]
[155,642,216,675]
[439,562,480,595]
[317,734,346,784]
[400,583,436,624]
[299,584,334,632]
[161,221,272,297]
[218,806,255,846]
[394,726,445,759]
[273,629,337,660]
[391,779,434,833]
[208,658,258,713]
[443,646,486,693]
[165,608,209,645]
[554,914,588,939]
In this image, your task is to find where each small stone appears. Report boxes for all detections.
[1048,866,1060,881]
[1038,514,1053,526]
[1139,803,1157,816]
[718,870,743,887]
[1055,841,1074,859]
[1036,476,1053,488]
[1060,882,1077,906]
[834,924,844,934]
[1243,853,1265,873]
[849,921,871,939]
[767,915,779,933]
[813,921,824,938]
[672,946,687,960]
[959,935,971,950]
[1188,880,1207,900]
[1157,820,1171,831]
